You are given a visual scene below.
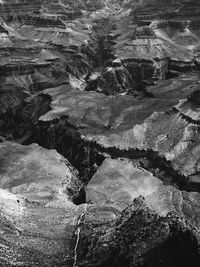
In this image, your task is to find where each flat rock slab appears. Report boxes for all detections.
[86,158,163,211]
[86,158,200,228]
[0,141,80,196]
[39,84,182,133]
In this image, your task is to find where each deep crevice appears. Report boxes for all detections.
[0,95,198,202]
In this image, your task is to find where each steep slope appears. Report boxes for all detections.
[0,0,107,113]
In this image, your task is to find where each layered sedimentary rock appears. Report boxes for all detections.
[0,0,108,113]
[1,0,200,266]
[6,74,198,188]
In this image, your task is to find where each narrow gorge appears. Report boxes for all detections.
[0,0,200,266]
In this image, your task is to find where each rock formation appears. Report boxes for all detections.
[0,0,200,266]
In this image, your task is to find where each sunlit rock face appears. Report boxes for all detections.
[0,141,82,265]
[86,158,163,210]
[1,0,200,266]
[86,158,200,228]
[0,142,200,266]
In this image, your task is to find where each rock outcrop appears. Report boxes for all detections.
[0,142,200,266]
[76,198,200,267]
[0,141,82,265]
[86,158,200,228]
[0,0,200,266]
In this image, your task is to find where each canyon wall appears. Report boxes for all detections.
[0,0,200,266]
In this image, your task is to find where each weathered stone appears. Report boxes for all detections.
[0,1,200,266]
[0,141,82,265]
[76,198,200,267]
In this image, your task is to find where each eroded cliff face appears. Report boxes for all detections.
[0,0,200,266]
[0,0,108,113]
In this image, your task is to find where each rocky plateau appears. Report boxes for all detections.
[0,0,200,266]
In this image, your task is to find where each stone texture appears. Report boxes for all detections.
[86,158,162,210]
[76,198,200,267]
[0,1,200,266]
[86,158,200,228]
[0,141,82,265]
[0,0,107,113]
